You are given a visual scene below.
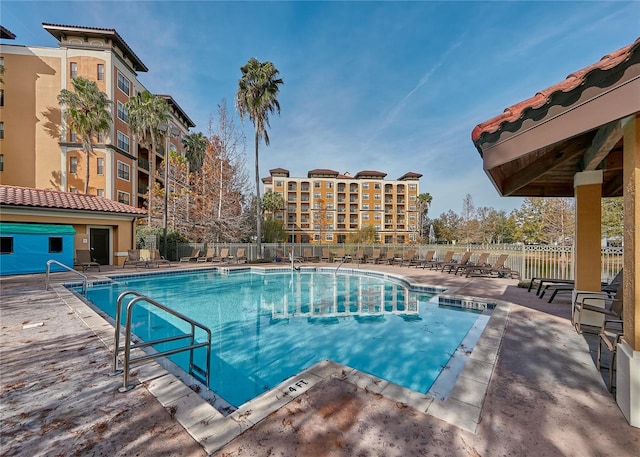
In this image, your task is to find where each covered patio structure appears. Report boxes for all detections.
[472,38,639,427]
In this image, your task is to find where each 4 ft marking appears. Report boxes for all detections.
[288,379,308,392]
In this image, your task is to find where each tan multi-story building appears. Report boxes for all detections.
[0,23,194,211]
[263,168,423,244]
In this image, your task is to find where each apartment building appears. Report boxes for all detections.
[0,23,194,210]
[263,168,423,244]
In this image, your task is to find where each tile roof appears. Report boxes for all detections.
[398,172,423,180]
[354,170,387,179]
[308,169,340,177]
[472,37,640,145]
[0,185,147,216]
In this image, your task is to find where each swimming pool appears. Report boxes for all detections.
[81,268,488,408]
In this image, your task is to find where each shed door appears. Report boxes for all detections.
[90,228,110,266]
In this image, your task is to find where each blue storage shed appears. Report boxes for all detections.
[0,223,76,275]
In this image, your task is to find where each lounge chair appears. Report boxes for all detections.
[211,248,230,263]
[541,269,622,303]
[235,248,247,263]
[197,248,216,263]
[180,248,200,263]
[303,248,317,262]
[333,248,347,262]
[598,314,623,392]
[320,248,331,262]
[573,284,623,334]
[149,249,171,267]
[384,249,397,265]
[75,249,100,272]
[123,249,146,268]
[439,251,472,273]
[466,254,518,278]
[453,252,490,276]
[399,249,417,266]
[366,248,381,264]
[415,250,435,268]
[353,249,366,264]
[426,251,454,270]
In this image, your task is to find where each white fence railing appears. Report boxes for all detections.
[174,243,623,282]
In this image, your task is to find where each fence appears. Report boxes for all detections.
[174,242,623,282]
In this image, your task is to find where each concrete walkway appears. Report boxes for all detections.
[1,263,638,456]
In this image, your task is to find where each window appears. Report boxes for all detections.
[362,193,369,200]
[362,204,369,210]
[374,204,381,210]
[374,225,381,231]
[70,187,78,193]
[49,237,63,253]
[362,183,369,190]
[326,234,334,241]
[70,62,77,78]
[117,71,130,96]
[327,224,334,230]
[409,195,416,201]
[97,132,105,143]
[326,182,333,189]
[314,202,321,209]
[409,184,417,191]
[117,190,130,205]
[0,122,4,139]
[362,214,369,221]
[314,234,321,241]
[374,183,381,190]
[275,180,283,187]
[326,193,333,199]
[0,154,3,172]
[326,213,333,220]
[117,101,128,122]
[326,203,334,210]
[117,131,130,153]
[0,89,4,107]
[97,64,105,81]
[97,157,104,175]
[1,237,14,254]
[374,214,382,221]
[313,192,321,199]
[314,224,321,230]
[117,161,130,181]
[314,182,321,188]
[70,131,77,142]
[314,213,320,220]
[374,194,381,200]
[69,156,78,173]
[97,188,104,197]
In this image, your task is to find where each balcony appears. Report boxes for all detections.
[138,185,148,195]
[138,158,150,171]
[288,183,297,191]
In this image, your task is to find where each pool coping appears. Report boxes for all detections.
[53,266,510,454]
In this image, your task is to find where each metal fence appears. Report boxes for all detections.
[175,242,623,282]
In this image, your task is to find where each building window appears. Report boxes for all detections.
[117,131,130,153]
[97,64,105,81]
[314,213,320,220]
[117,71,130,96]
[97,157,104,175]
[409,195,416,201]
[69,156,78,173]
[117,161,130,181]
[0,154,3,172]
[362,214,369,221]
[70,131,77,142]
[374,194,381,200]
[49,237,63,253]
[326,234,334,241]
[362,204,369,210]
[326,213,333,220]
[117,101,128,122]
[0,122,4,139]
[409,184,417,191]
[1,237,14,254]
[374,204,381,210]
[97,132,104,143]
[362,183,369,190]
[374,225,381,231]
[70,62,77,78]
[314,182,321,188]
[374,214,382,221]
[326,193,333,199]
[275,180,283,187]
[314,224,321,230]
[97,188,105,197]
[313,192,321,199]
[314,234,321,241]
[0,89,4,107]
[326,182,333,189]
[117,191,130,205]
[70,187,78,193]
[374,183,381,189]
[326,203,334,210]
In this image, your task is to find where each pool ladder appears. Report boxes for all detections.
[111,291,212,393]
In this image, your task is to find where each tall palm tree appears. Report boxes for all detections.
[417,192,433,240]
[125,90,170,223]
[182,131,208,172]
[236,57,283,256]
[58,77,112,194]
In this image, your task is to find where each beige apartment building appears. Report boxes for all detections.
[0,23,194,211]
[263,168,423,244]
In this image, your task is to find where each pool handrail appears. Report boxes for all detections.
[45,259,87,295]
[112,290,212,393]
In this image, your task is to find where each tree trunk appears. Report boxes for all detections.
[83,140,92,194]
[255,128,262,257]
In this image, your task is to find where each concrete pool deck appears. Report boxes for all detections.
[1,262,639,456]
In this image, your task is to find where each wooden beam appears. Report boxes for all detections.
[581,120,623,170]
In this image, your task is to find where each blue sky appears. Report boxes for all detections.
[2,1,638,218]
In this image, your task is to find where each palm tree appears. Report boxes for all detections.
[58,77,112,194]
[417,192,433,240]
[125,90,170,223]
[236,57,283,256]
[182,131,208,172]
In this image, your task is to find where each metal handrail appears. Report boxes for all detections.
[45,260,88,295]
[112,291,212,393]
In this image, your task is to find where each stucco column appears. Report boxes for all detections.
[572,170,603,327]
[618,114,640,428]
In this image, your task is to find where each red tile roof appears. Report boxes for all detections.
[472,37,640,145]
[308,169,340,177]
[398,172,423,180]
[354,170,387,179]
[269,168,290,175]
[0,185,147,216]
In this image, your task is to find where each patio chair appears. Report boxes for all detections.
[366,248,381,264]
[211,248,230,263]
[598,316,623,392]
[321,248,331,262]
[426,251,454,270]
[197,248,216,263]
[123,249,146,268]
[384,249,398,265]
[75,249,100,272]
[303,248,317,262]
[573,283,623,334]
[415,250,435,268]
[235,248,247,263]
[149,249,171,267]
[439,251,472,273]
[466,254,518,278]
[400,249,417,266]
[453,252,490,276]
[353,249,366,264]
[180,248,200,263]
[333,248,347,262]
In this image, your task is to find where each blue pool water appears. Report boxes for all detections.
[82,269,485,407]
